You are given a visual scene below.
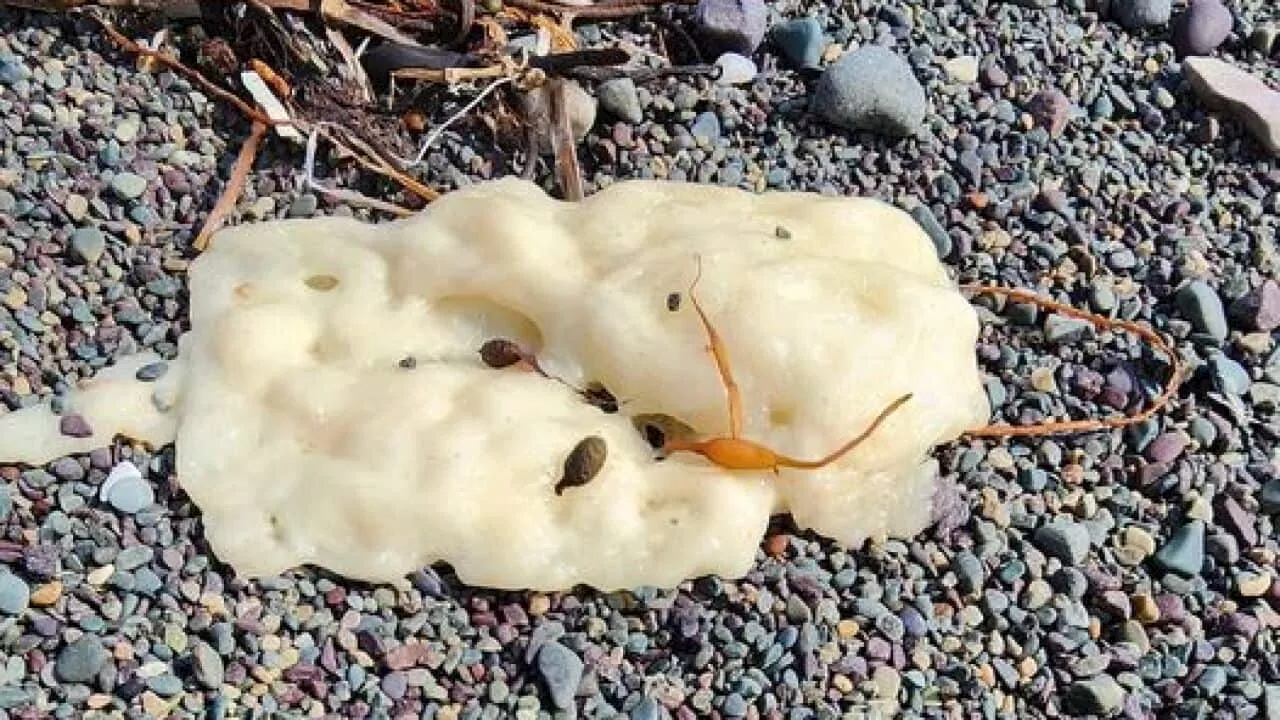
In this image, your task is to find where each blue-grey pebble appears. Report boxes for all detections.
[597,78,643,124]
[106,475,154,514]
[722,693,749,717]
[692,0,768,56]
[109,172,148,200]
[1033,519,1092,565]
[536,641,583,710]
[1045,315,1095,344]
[910,205,952,259]
[1197,665,1228,695]
[1152,520,1205,576]
[771,18,825,70]
[1066,676,1126,713]
[1175,280,1229,342]
[812,45,926,137]
[691,112,721,143]
[55,635,107,683]
[1207,351,1251,395]
[70,228,106,264]
[0,573,30,615]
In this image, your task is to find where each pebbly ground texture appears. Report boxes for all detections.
[1,0,1279,719]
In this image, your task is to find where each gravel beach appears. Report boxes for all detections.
[1,0,1279,718]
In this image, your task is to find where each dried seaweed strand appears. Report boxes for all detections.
[549,78,584,201]
[193,121,269,252]
[505,0,693,17]
[89,14,286,127]
[959,283,1186,439]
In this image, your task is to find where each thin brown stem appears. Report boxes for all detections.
[194,121,269,252]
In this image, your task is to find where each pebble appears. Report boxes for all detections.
[942,56,979,84]
[910,205,951,258]
[1208,351,1252,395]
[55,635,108,683]
[0,573,30,615]
[109,172,148,200]
[692,0,767,56]
[1175,280,1229,342]
[1113,0,1172,29]
[535,641,583,710]
[1152,520,1205,576]
[1028,88,1071,137]
[812,45,926,137]
[1236,572,1272,598]
[1067,676,1126,714]
[59,413,93,438]
[1033,519,1092,564]
[1172,0,1233,57]
[70,227,106,264]
[771,18,825,71]
[714,53,757,85]
[101,461,155,514]
[597,79,643,124]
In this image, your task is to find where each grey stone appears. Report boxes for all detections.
[1152,520,1205,576]
[1033,520,1092,565]
[1229,280,1280,332]
[55,635,108,683]
[0,573,30,615]
[106,475,154,514]
[910,205,951,259]
[536,641,583,710]
[1175,280,1229,342]
[1046,315,1095,344]
[109,172,148,200]
[691,112,721,143]
[1208,351,1252,396]
[1066,676,1126,714]
[70,227,106,264]
[1112,0,1172,30]
[597,78,643,124]
[693,0,767,56]
[771,18,825,70]
[812,46,926,137]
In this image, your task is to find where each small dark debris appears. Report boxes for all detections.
[581,381,619,414]
[59,413,93,439]
[631,413,697,451]
[555,436,607,496]
[398,356,418,369]
[479,339,526,369]
[775,226,792,239]
[667,292,682,311]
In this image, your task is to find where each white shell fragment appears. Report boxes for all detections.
[0,178,988,591]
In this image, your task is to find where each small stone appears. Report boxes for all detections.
[597,78,642,124]
[29,580,61,607]
[690,112,721,142]
[1208,351,1252,395]
[1034,519,1092,565]
[59,413,94,438]
[102,461,155,514]
[722,693,749,717]
[64,193,89,221]
[1152,520,1205,576]
[114,117,141,143]
[812,45,926,137]
[1112,0,1172,30]
[288,194,318,218]
[536,641,583,710]
[1236,572,1272,598]
[1183,57,1280,158]
[0,573,30,615]
[942,56,979,84]
[1229,280,1280,332]
[1145,432,1187,463]
[1028,88,1071,137]
[693,0,767,56]
[1045,315,1094,343]
[910,205,951,259]
[1175,280,1229,342]
[1262,479,1280,513]
[1172,0,1233,57]
[56,635,108,683]
[714,53,757,85]
[70,227,106,264]
[109,172,148,200]
[771,18,824,71]
[1066,676,1126,714]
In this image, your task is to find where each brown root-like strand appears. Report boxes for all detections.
[193,120,269,252]
[959,283,1186,439]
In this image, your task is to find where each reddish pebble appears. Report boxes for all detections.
[59,413,93,438]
